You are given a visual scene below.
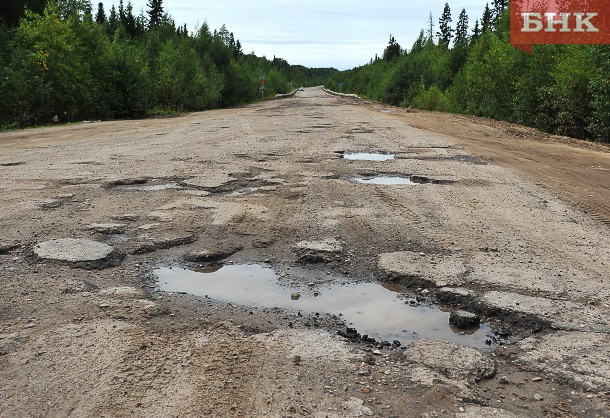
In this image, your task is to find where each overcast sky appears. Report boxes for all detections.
[124,1,487,70]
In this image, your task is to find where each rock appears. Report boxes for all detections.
[290,292,301,300]
[294,238,342,263]
[449,310,481,329]
[533,393,543,401]
[405,340,496,382]
[131,234,197,255]
[33,238,123,270]
[85,223,127,234]
[531,377,543,382]
[183,243,242,262]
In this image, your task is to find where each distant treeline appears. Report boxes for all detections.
[326,1,609,143]
[0,0,337,129]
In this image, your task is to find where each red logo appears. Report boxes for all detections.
[510,0,610,53]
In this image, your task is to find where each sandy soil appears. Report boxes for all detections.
[1,88,609,417]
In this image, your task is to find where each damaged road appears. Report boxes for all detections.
[0,87,609,417]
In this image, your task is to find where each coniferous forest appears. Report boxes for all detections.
[0,0,337,129]
[326,1,610,143]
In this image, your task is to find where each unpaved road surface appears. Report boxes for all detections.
[1,88,609,417]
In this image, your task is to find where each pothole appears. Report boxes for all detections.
[342,153,395,161]
[115,182,181,192]
[351,175,454,185]
[154,264,498,348]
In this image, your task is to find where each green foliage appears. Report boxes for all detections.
[325,5,609,143]
[0,0,338,129]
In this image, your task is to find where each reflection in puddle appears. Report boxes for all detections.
[353,176,416,185]
[117,182,181,191]
[343,153,395,161]
[155,264,496,348]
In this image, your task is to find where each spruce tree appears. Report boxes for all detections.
[481,3,492,33]
[147,0,163,29]
[437,3,453,48]
[455,8,469,46]
[95,2,106,24]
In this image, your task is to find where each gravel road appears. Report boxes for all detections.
[1,87,609,417]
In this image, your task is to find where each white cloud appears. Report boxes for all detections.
[123,0,487,70]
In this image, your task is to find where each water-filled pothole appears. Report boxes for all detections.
[353,176,415,185]
[343,153,395,161]
[116,182,181,191]
[351,175,453,185]
[155,264,497,348]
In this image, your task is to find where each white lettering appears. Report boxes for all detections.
[545,13,571,32]
[522,13,543,32]
[574,13,599,32]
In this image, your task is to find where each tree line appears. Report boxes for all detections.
[0,0,337,129]
[326,1,609,143]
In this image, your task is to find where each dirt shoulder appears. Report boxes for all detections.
[1,88,608,417]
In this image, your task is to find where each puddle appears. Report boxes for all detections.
[155,265,497,348]
[351,175,452,185]
[116,182,181,191]
[353,176,415,185]
[343,153,395,161]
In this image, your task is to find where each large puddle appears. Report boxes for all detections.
[155,264,497,348]
[343,153,395,161]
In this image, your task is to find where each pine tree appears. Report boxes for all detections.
[437,3,453,48]
[95,2,106,24]
[147,0,163,29]
[455,8,469,46]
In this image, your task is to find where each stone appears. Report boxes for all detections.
[294,238,342,263]
[533,393,543,401]
[449,310,481,329]
[183,243,242,262]
[291,292,301,300]
[33,238,122,269]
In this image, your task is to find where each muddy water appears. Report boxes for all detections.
[155,264,496,348]
[343,153,395,161]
